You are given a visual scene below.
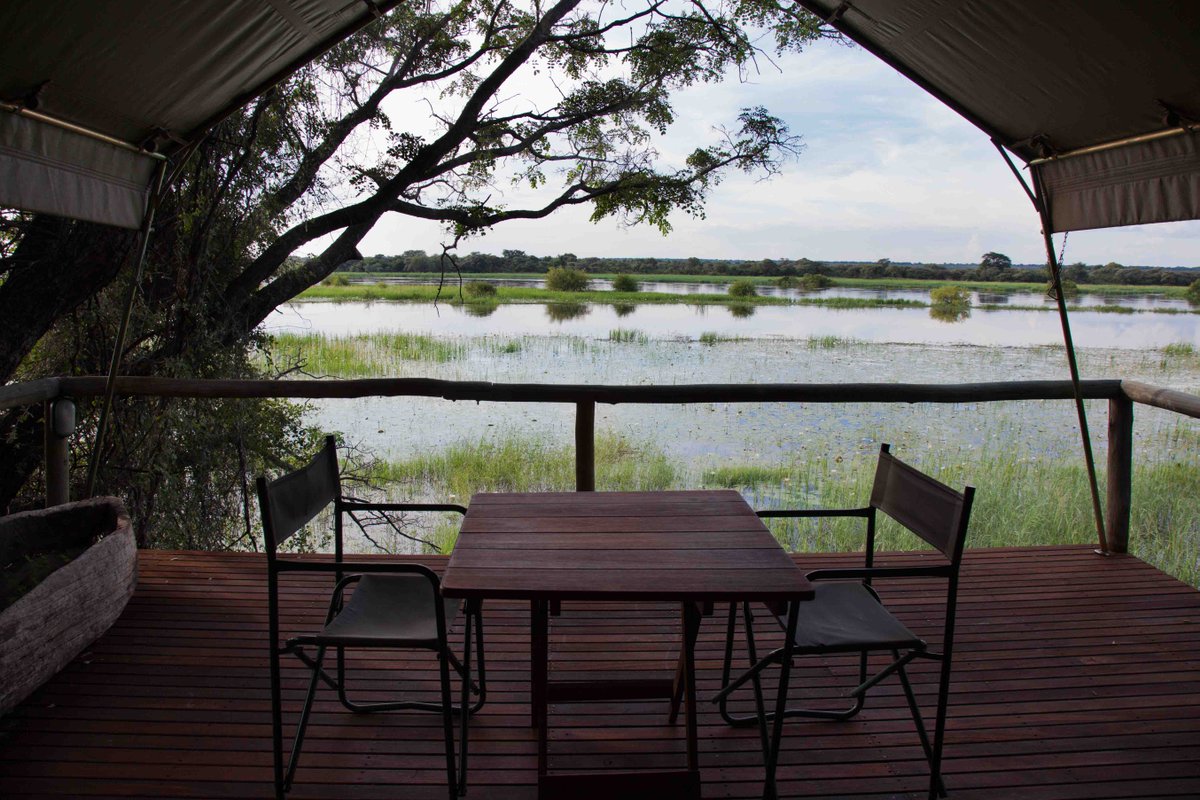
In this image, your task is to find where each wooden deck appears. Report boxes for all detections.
[1,545,1199,799]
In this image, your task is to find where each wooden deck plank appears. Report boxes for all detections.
[1,545,1199,799]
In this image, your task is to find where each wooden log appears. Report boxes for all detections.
[1106,396,1133,554]
[575,401,595,492]
[0,497,136,715]
[0,377,60,410]
[1122,380,1200,419]
[51,375,1128,405]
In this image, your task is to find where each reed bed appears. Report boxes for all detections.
[362,430,1199,586]
[269,332,465,375]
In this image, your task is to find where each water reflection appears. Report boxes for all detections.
[463,301,499,317]
[930,305,971,323]
[545,302,589,322]
[270,300,1200,350]
[354,275,1193,310]
[728,303,756,318]
[613,302,638,317]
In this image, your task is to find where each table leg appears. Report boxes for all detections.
[681,602,702,773]
[531,599,550,780]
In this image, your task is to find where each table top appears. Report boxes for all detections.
[441,490,813,602]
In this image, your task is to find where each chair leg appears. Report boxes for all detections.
[741,601,772,765]
[269,643,285,800]
[929,652,954,799]
[283,645,327,793]
[893,649,948,798]
[439,648,459,800]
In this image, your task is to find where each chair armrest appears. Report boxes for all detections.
[756,507,872,519]
[805,565,952,581]
[340,500,467,515]
[272,559,441,582]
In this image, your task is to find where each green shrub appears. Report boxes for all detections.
[775,276,798,289]
[464,280,497,298]
[1186,278,1200,305]
[930,285,970,306]
[799,273,832,290]
[728,279,757,298]
[1045,278,1079,300]
[546,267,590,292]
[611,273,639,293]
[321,274,350,286]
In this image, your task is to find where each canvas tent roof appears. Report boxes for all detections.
[0,0,401,228]
[0,0,1197,231]
[796,0,1200,232]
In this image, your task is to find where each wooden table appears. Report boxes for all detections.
[441,490,813,799]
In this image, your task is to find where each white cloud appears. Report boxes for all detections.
[350,40,1200,267]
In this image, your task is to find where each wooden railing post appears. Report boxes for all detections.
[575,401,595,491]
[1106,395,1133,554]
[43,398,75,507]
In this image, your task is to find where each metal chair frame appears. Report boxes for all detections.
[259,436,485,799]
[714,444,974,800]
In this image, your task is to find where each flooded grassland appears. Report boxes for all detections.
[263,296,1200,586]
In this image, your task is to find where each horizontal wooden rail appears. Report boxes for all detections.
[1121,380,1200,419]
[3,374,1196,556]
[39,376,1126,405]
[0,377,62,409]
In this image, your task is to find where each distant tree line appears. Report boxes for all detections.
[339,249,1198,286]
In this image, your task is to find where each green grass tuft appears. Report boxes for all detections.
[609,328,649,344]
[268,332,463,375]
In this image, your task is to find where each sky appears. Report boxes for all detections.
[350,38,1200,268]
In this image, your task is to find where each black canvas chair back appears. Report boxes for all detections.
[257,436,483,800]
[715,443,974,800]
[870,443,972,565]
[260,436,339,556]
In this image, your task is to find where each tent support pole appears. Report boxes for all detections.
[1038,222,1109,554]
[993,140,1109,554]
[85,161,168,498]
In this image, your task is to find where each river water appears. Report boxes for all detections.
[269,297,1200,350]
[350,274,1195,311]
[265,296,1200,464]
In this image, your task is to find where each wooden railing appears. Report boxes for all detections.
[4,376,1199,554]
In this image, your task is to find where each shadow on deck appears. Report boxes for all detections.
[1,545,1198,799]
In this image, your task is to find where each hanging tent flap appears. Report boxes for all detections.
[0,0,403,228]
[795,0,1200,233]
[1036,134,1200,233]
[0,113,156,229]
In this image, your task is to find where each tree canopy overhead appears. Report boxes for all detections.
[0,0,836,530]
[221,0,834,337]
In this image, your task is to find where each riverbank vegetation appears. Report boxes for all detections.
[337,249,1199,288]
[300,279,1195,315]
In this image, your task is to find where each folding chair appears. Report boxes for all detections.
[258,435,484,799]
[714,444,974,799]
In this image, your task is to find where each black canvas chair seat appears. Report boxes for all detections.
[305,575,463,648]
[714,444,974,800]
[786,582,924,653]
